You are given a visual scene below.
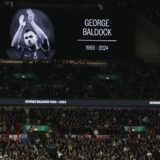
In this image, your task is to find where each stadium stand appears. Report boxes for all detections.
[0,107,160,159]
[0,60,160,100]
[0,0,160,160]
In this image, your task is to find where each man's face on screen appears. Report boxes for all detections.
[24,31,38,47]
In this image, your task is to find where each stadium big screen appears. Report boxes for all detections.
[0,7,135,60]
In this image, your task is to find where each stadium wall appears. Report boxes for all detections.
[135,11,160,61]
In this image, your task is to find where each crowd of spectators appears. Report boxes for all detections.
[0,140,51,160]
[0,0,160,159]
[0,106,160,159]
[1,106,160,136]
[1,137,160,159]
[0,60,160,100]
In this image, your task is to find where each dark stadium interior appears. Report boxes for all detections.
[1,0,160,160]
[0,60,160,100]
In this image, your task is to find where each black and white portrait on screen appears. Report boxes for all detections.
[7,8,55,60]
